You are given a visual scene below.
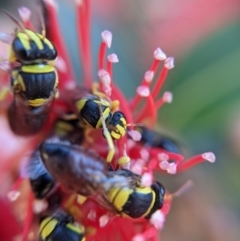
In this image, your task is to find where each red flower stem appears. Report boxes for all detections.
[23,21,34,30]
[22,192,34,241]
[150,59,161,72]
[151,67,169,100]
[162,192,172,216]
[146,158,158,172]
[98,42,107,70]
[142,226,157,240]
[149,148,184,164]
[119,225,132,240]
[154,97,165,110]
[11,177,23,191]
[76,0,93,87]
[107,60,112,77]
[177,154,209,172]
[43,0,75,88]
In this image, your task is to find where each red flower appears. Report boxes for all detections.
[0,1,215,241]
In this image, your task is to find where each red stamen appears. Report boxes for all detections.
[107,55,116,77]
[162,192,172,216]
[130,47,166,110]
[177,152,215,172]
[151,69,168,100]
[146,158,158,172]
[98,42,107,70]
[11,177,23,191]
[76,0,93,87]
[43,0,75,88]
[155,91,173,110]
[151,57,174,99]
[152,148,184,163]
[134,93,156,125]
[21,192,34,241]
[142,226,157,240]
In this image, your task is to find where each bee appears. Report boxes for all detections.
[61,86,128,163]
[0,9,58,135]
[104,169,165,219]
[39,211,85,241]
[53,117,85,145]
[39,142,165,220]
[39,141,109,197]
[135,126,181,154]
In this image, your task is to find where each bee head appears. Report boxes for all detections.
[106,111,127,140]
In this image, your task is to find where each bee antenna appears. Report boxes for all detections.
[171,180,194,198]
[37,10,46,39]
[1,9,25,31]
[126,123,143,127]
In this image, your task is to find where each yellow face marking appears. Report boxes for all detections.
[39,218,58,239]
[96,107,110,128]
[110,124,125,140]
[28,98,48,107]
[110,130,121,140]
[120,117,127,125]
[21,64,55,73]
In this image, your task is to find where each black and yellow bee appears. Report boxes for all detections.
[134,126,181,154]
[61,86,127,163]
[39,142,128,197]
[0,9,58,135]
[40,142,165,220]
[105,169,165,219]
[39,211,85,241]
[53,117,85,145]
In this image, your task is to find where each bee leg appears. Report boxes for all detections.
[99,107,115,163]
[92,82,108,99]
[103,124,115,163]
[62,113,78,120]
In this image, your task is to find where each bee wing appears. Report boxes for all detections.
[89,170,140,214]
[27,150,50,179]
[89,193,117,213]
[0,32,14,44]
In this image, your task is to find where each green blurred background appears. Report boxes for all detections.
[1,0,240,240]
